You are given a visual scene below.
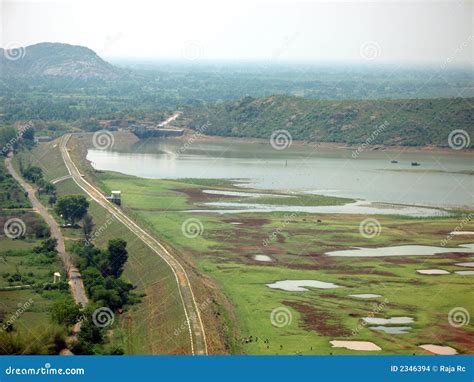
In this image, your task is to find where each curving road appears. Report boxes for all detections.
[5,154,89,307]
[59,134,208,355]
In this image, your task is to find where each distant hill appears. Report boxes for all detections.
[0,42,122,80]
[186,95,474,147]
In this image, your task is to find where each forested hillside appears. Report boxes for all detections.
[186,95,474,147]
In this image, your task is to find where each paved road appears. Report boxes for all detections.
[5,154,89,307]
[60,134,208,355]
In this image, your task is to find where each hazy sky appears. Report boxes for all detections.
[1,0,473,65]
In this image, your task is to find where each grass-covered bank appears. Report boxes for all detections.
[13,141,201,354]
[15,135,474,355]
[89,169,474,355]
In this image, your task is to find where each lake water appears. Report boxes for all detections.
[326,243,474,257]
[87,138,474,208]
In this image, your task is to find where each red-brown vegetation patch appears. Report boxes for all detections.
[283,300,351,337]
[175,187,235,203]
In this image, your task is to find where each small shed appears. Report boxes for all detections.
[107,190,121,206]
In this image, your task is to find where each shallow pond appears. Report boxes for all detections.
[326,243,474,257]
[348,294,382,299]
[419,344,458,355]
[191,200,448,217]
[266,279,343,291]
[254,255,273,262]
[369,326,411,334]
[455,270,474,275]
[330,340,381,351]
[362,317,414,325]
[416,269,450,275]
[455,262,474,267]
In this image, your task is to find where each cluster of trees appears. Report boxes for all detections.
[0,163,30,208]
[49,196,135,354]
[54,194,89,225]
[0,125,35,156]
[75,239,135,310]
[20,164,57,204]
[60,238,135,355]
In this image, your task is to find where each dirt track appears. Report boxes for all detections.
[59,134,208,355]
[5,154,89,307]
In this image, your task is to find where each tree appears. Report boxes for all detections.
[22,126,35,142]
[41,181,56,195]
[49,298,81,327]
[54,195,89,226]
[82,214,94,242]
[0,126,17,156]
[34,237,57,253]
[48,195,57,206]
[107,239,128,278]
[22,166,43,183]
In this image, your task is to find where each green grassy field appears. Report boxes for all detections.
[14,137,474,355]
[92,170,474,355]
[0,228,70,352]
[14,142,195,354]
